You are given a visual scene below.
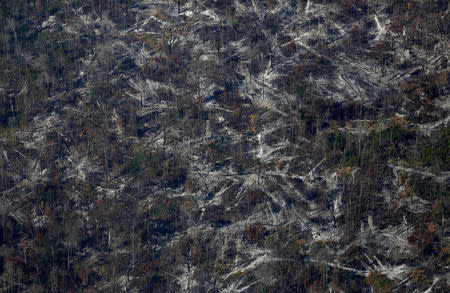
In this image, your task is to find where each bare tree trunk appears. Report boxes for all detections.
[108,227,111,248]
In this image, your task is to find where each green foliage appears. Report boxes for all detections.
[328,130,347,151]
[243,157,259,169]
[407,175,449,202]
[125,149,186,187]
[126,149,164,178]
[36,183,60,205]
[55,41,74,62]
[144,197,186,242]
[47,0,64,15]
[216,39,222,51]
[341,149,361,167]
[0,3,7,20]
[265,226,307,260]
[420,129,449,171]
[368,123,410,149]
[177,105,186,118]
[42,231,67,261]
[365,271,395,293]
[232,18,239,30]
[25,69,40,82]
[310,240,331,261]
[89,88,120,108]
[410,270,432,289]
[37,30,52,48]
[214,259,234,276]
[422,142,449,168]
[0,97,17,128]
[336,122,412,168]
[148,198,181,222]
[265,160,276,170]
[295,83,313,102]
[0,0,26,22]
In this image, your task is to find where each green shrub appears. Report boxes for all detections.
[421,134,449,171]
[124,149,186,187]
[341,149,361,167]
[407,175,449,201]
[368,123,410,149]
[265,226,307,260]
[295,83,313,101]
[36,183,60,206]
[47,0,65,14]
[410,270,432,289]
[327,131,347,152]
[365,271,395,293]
